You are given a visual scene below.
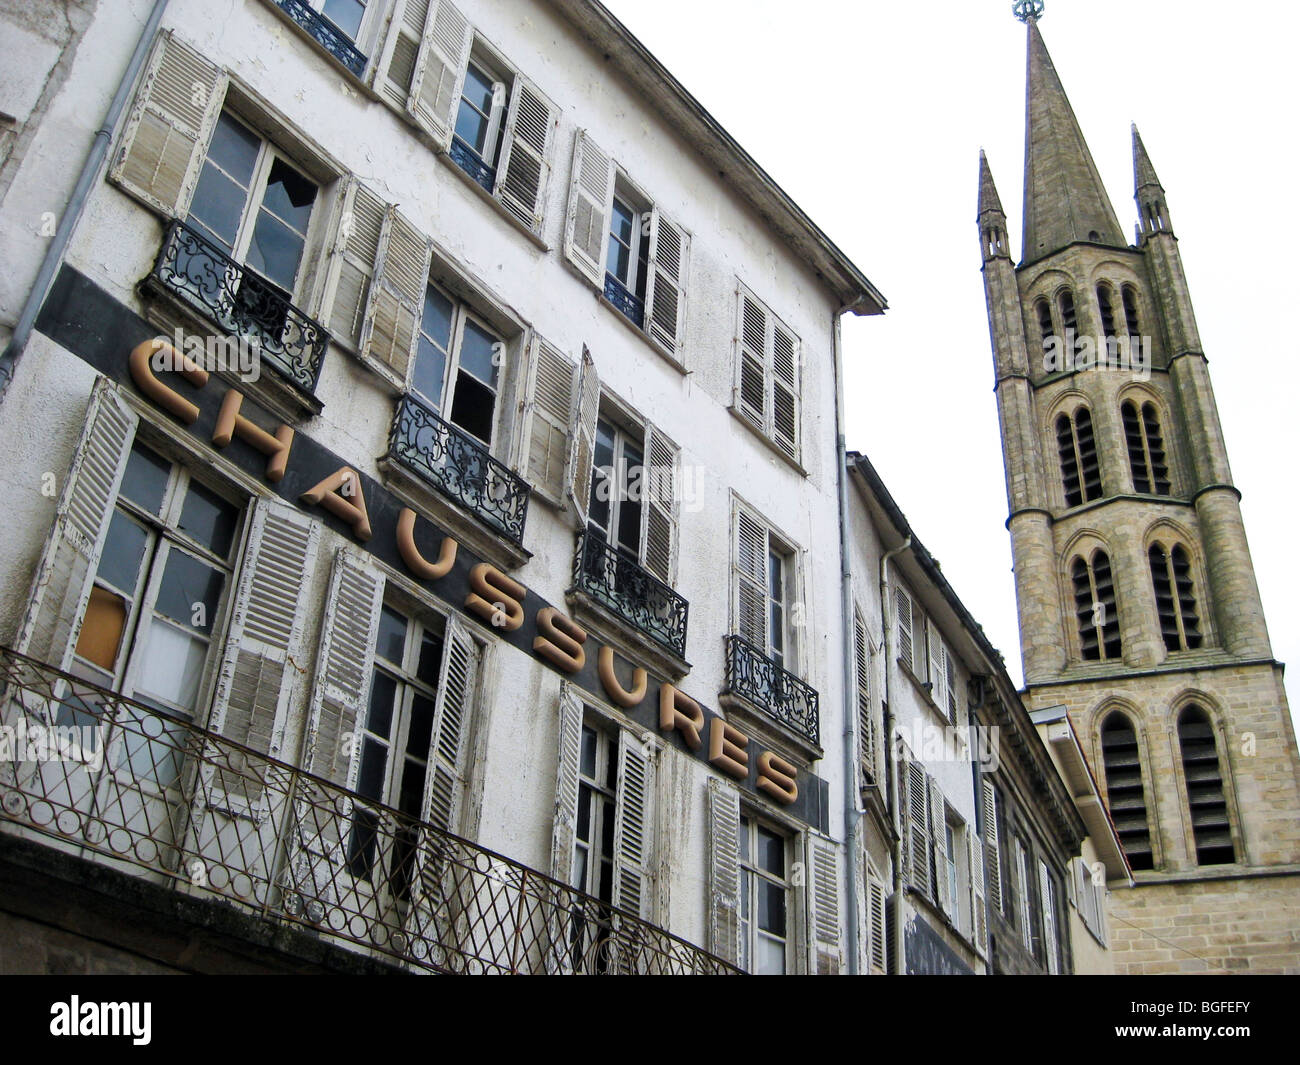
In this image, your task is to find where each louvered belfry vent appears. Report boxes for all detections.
[1101,712,1154,870]
[1178,706,1236,866]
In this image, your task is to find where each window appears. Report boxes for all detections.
[1149,542,1202,651]
[68,441,241,787]
[1013,838,1039,956]
[1071,549,1121,662]
[564,131,689,358]
[1038,859,1061,974]
[413,283,502,447]
[1058,288,1078,340]
[1122,284,1142,339]
[376,3,556,233]
[1097,283,1117,340]
[734,506,798,672]
[739,815,791,975]
[1034,297,1055,357]
[1055,407,1101,506]
[310,0,368,41]
[1122,399,1171,495]
[892,583,958,721]
[1100,711,1155,870]
[1177,706,1236,866]
[734,286,802,461]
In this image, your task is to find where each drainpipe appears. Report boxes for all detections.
[879,534,911,973]
[0,0,171,400]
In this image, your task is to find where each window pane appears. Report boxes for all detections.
[366,670,397,738]
[606,237,630,283]
[206,113,260,185]
[135,619,207,710]
[459,320,500,387]
[407,693,435,757]
[357,736,388,801]
[576,784,593,843]
[321,0,365,39]
[580,725,597,778]
[260,158,316,235]
[189,166,248,252]
[449,371,495,444]
[758,880,786,936]
[463,65,496,116]
[246,210,306,291]
[121,700,188,790]
[178,481,239,559]
[757,826,784,875]
[377,605,407,665]
[75,586,128,672]
[421,287,454,348]
[610,199,634,246]
[97,510,148,596]
[119,446,171,515]
[416,630,444,687]
[739,818,751,863]
[413,335,448,407]
[757,934,785,975]
[154,549,224,634]
[397,758,425,818]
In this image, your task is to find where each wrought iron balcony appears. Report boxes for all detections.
[149,219,328,395]
[0,646,737,975]
[572,530,689,659]
[722,635,820,747]
[604,273,645,330]
[275,0,368,78]
[387,393,530,546]
[450,137,497,194]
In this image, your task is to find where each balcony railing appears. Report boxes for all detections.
[572,530,688,659]
[604,273,645,330]
[449,137,497,194]
[0,646,737,975]
[149,219,328,395]
[387,393,530,546]
[275,0,368,78]
[723,635,820,747]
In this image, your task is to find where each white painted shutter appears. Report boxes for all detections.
[1039,861,1060,974]
[943,646,959,718]
[407,0,470,148]
[771,321,799,459]
[733,509,768,648]
[911,606,928,684]
[303,548,385,788]
[207,501,319,786]
[563,130,613,287]
[376,0,428,109]
[1016,841,1033,951]
[565,346,599,524]
[644,211,687,353]
[613,730,655,921]
[969,827,988,955]
[641,424,679,585]
[928,619,947,718]
[361,205,433,387]
[110,31,223,216]
[903,759,931,897]
[894,585,914,672]
[982,778,1002,913]
[324,179,386,348]
[854,610,876,783]
[16,382,138,672]
[867,871,888,973]
[929,777,949,915]
[550,682,584,884]
[494,74,555,233]
[525,337,576,502]
[804,831,841,975]
[707,778,741,966]
[422,616,477,835]
[736,291,767,426]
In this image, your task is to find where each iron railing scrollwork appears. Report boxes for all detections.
[604,273,645,330]
[723,635,820,746]
[0,646,737,975]
[275,0,368,77]
[387,393,530,546]
[149,219,328,394]
[450,137,497,194]
[572,531,688,659]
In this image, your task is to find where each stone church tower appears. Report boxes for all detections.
[979,16,1300,973]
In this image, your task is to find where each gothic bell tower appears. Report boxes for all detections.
[979,9,1300,973]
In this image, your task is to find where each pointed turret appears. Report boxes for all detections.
[1133,123,1173,236]
[977,150,1010,262]
[1021,21,1125,261]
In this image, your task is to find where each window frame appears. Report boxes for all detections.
[732,498,804,677]
[738,811,793,976]
[732,283,803,464]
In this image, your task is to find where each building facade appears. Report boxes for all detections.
[979,17,1300,974]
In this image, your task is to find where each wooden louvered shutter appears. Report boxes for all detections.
[804,831,841,974]
[929,777,949,914]
[494,74,555,233]
[376,0,428,109]
[867,871,888,973]
[903,758,931,897]
[641,424,678,585]
[707,778,741,965]
[421,616,477,834]
[736,291,767,427]
[982,778,1002,913]
[894,585,913,672]
[644,211,687,354]
[303,548,385,788]
[361,205,433,387]
[526,337,576,502]
[110,31,223,217]
[1039,861,1060,974]
[16,382,138,672]
[928,620,948,719]
[911,606,928,685]
[771,321,799,458]
[324,179,386,348]
[613,730,655,920]
[968,826,988,954]
[207,501,320,768]
[943,646,959,719]
[407,0,470,149]
[565,346,599,524]
[563,131,613,288]
[854,610,876,783]
[734,509,768,649]
[550,683,584,884]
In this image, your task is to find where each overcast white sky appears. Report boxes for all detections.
[603,0,1300,729]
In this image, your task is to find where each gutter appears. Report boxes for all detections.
[0,0,170,400]
[879,534,911,974]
